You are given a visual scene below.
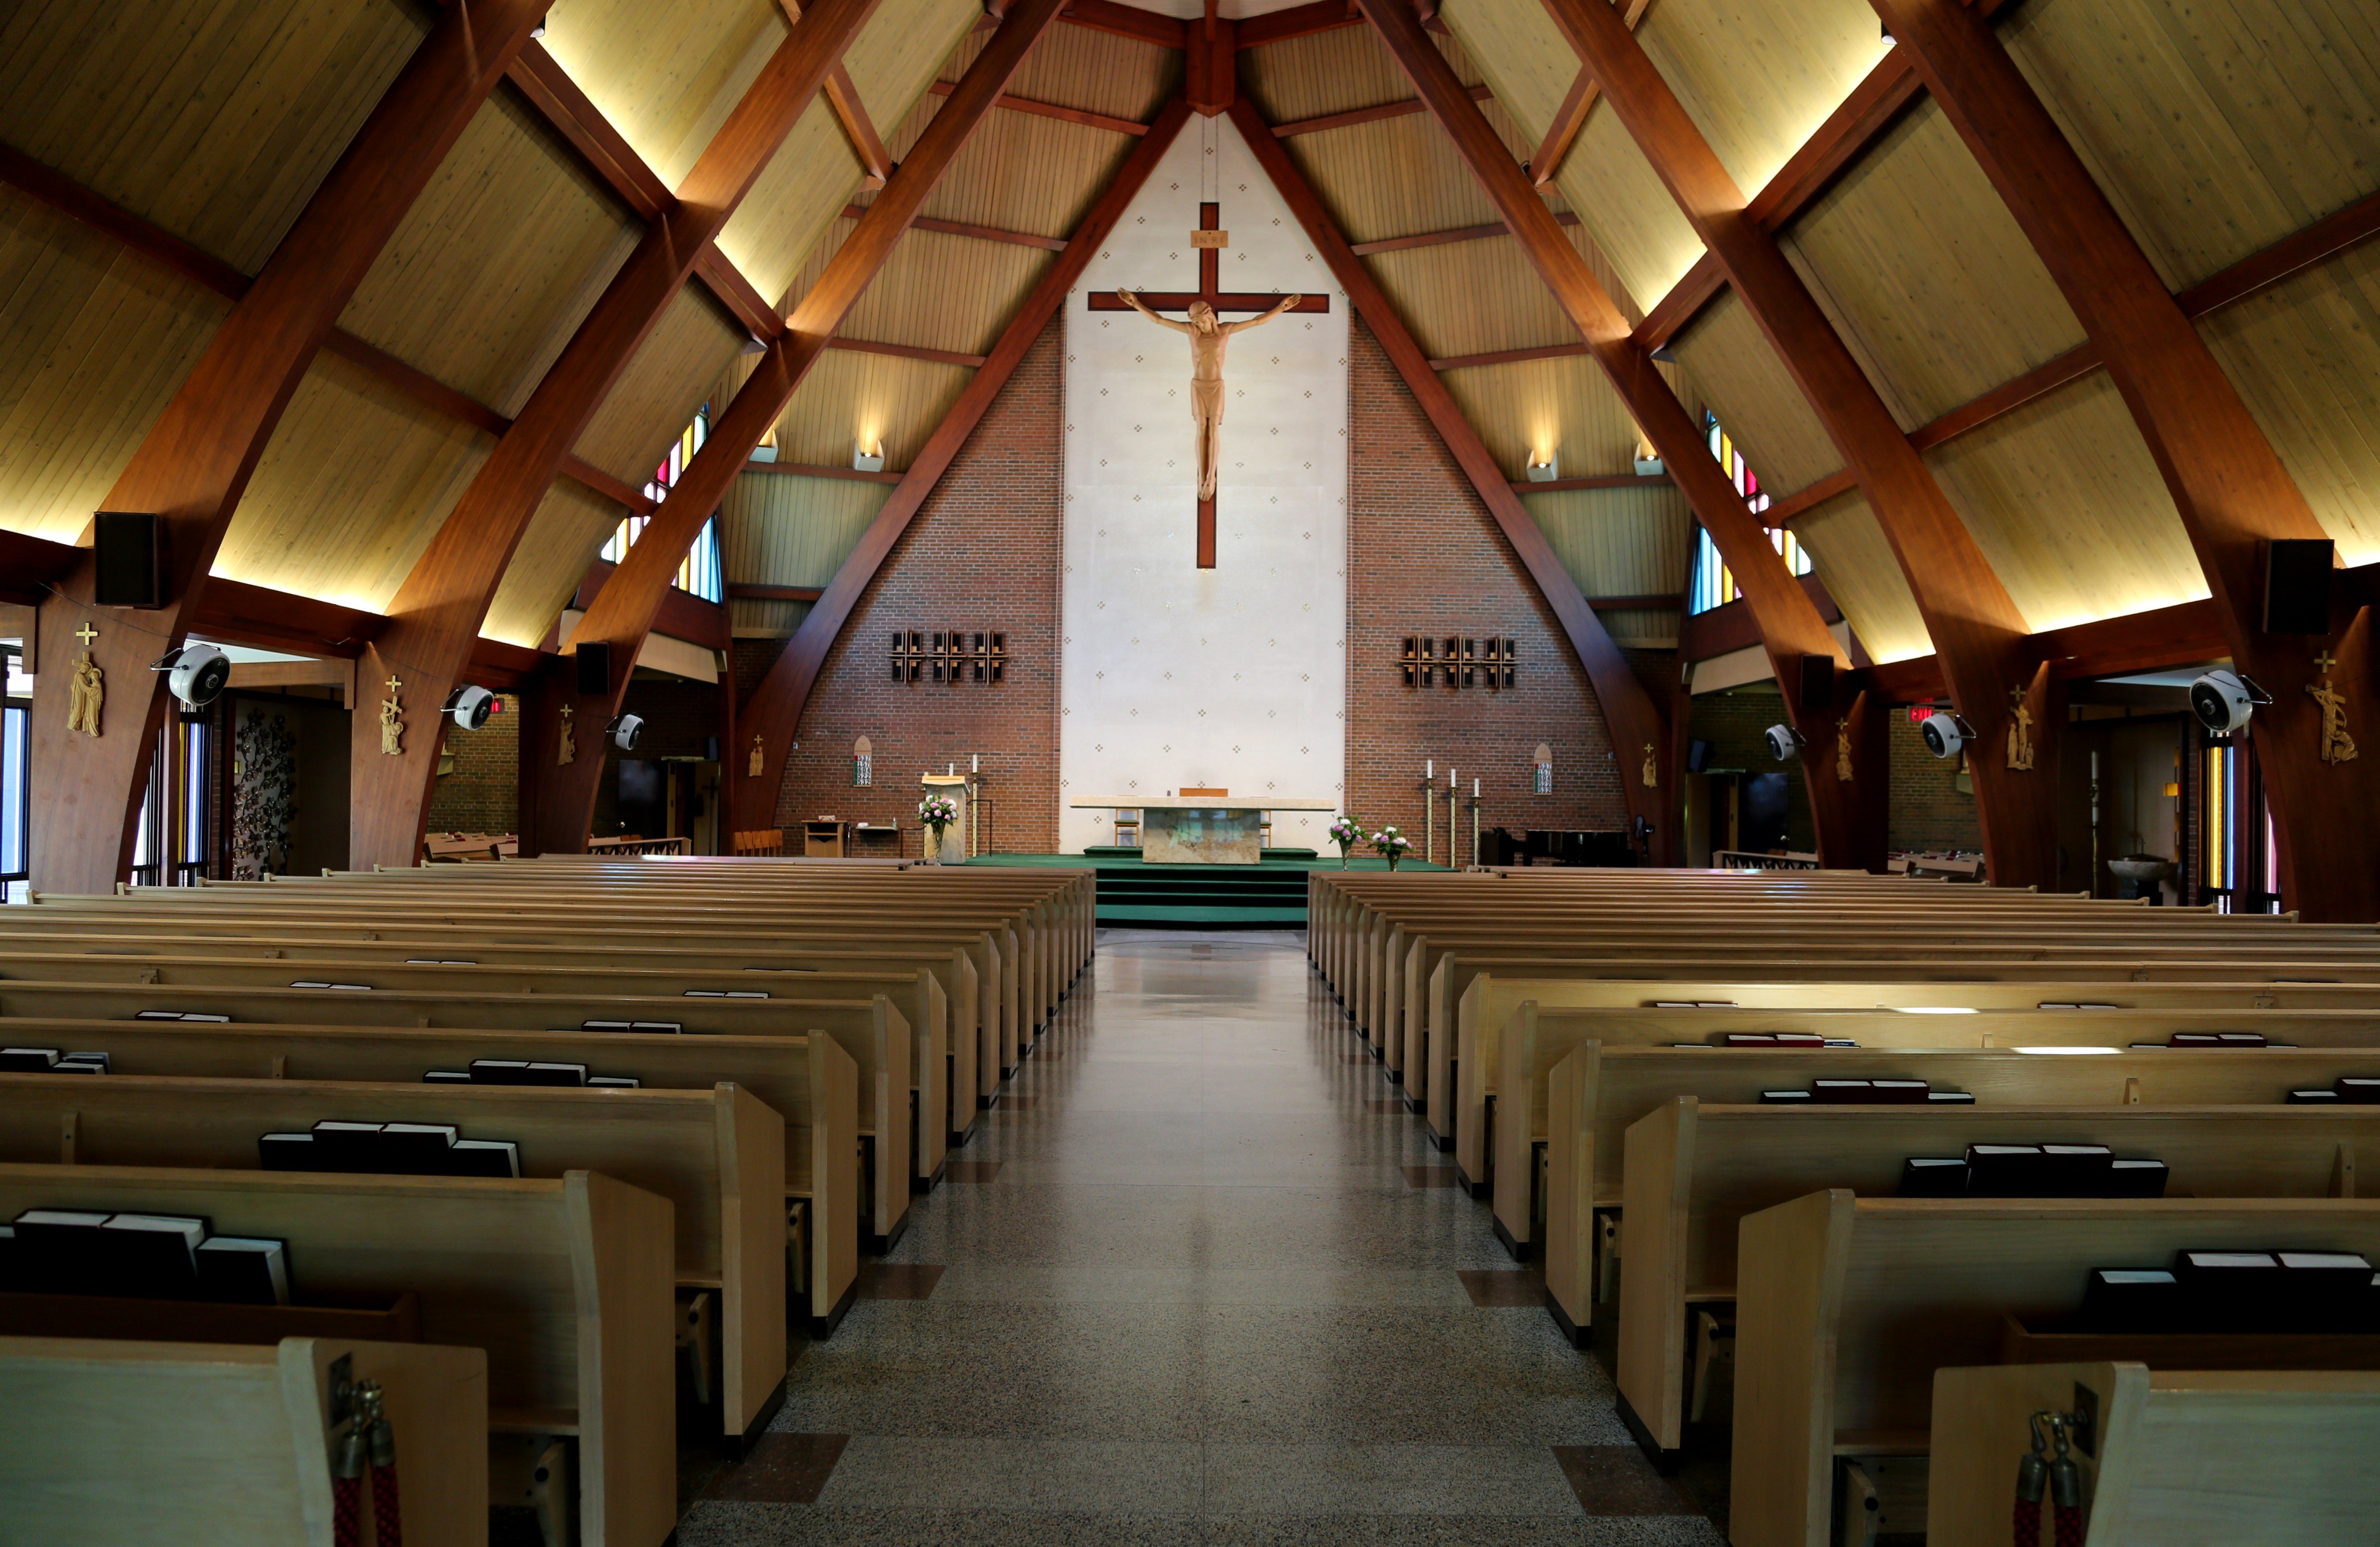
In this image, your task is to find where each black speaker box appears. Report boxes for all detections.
[702,735,721,762]
[575,641,612,695]
[1797,653,1834,713]
[1685,739,1712,774]
[2263,538,2333,634]
[92,511,162,608]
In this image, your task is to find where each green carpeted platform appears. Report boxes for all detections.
[964,850,1448,928]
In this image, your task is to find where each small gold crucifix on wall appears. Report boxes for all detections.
[2307,650,2357,766]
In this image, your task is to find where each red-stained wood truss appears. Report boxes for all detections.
[1270,84,1492,139]
[839,201,1067,251]
[925,77,1151,138]
[728,94,1195,835]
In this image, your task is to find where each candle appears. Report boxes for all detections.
[1472,778,1480,797]
[972,754,979,773]
[1448,768,1456,788]
[2090,751,2100,779]
[1426,759,1433,777]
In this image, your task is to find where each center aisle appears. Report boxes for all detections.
[679,929,1724,1544]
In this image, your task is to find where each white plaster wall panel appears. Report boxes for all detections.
[1058,114,1350,854]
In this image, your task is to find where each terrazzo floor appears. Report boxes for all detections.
[672,928,1726,1545]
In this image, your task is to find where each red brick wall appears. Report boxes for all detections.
[769,321,1065,852]
[1889,708,1984,852]
[424,694,521,837]
[1342,317,1631,848]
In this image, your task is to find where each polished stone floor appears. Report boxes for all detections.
[675,929,1723,1545]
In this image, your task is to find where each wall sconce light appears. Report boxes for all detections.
[1632,433,1663,477]
[853,439,886,473]
[1525,452,1559,483]
[750,428,778,464]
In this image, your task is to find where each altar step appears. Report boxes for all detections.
[1092,861,1312,929]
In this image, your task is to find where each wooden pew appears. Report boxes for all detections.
[0,1072,787,1450]
[0,1163,676,1547]
[1728,1193,2380,1547]
[1616,1100,2380,1462]
[0,1015,860,1334]
[1454,1001,2380,1201]
[0,978,916,1249]
[1927,1361,2380,1545]
[0,944,955,1185]
[1535,1041,2380,1340]
[0,909,994,1129]
[0,1334,488,1546]
[1487,981,2380,1232]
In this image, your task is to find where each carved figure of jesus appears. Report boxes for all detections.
[1115,290,1302,500]
[2005,703,2035,771]
[66,652,103,737]
[378,695,404,757]
[2308,680,2358,765]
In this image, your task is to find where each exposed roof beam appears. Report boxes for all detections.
[1509,473,1672,493]
[1544,0,2042,884]
[523,0,1074,850]
[1763,186,2380,518]
[1877,0,2380,921]
[1058,0,1187,49]
[1347,208,1578,257]
[1586,592,1687,610]
[728,582,827,602]
[926,77,1151,136]
[1235,74,1688,859]
[825,67,896,187]
[1367,0,1881,869]
[1428,341,1591,371]
[0,139,660,516]
[1529,2,1647,188]
[826,335,992,368]
[19,0,548,896]
[840,200,1067,250]
[732,94,1195,835]
[349,0,887,870]
[1271,84,1492,138]
[1233,0,1362,47]
[505,42,672,218]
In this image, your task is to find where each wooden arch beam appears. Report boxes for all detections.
[1872,0,2380,921]
[343,0,884,871]
[728,93,1196,836]
[23,0,547,895]
[528,0,1072,853]
[1538,0,2051,885]
[1360,0,1881,869]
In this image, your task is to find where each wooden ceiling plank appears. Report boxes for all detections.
[347,0,887,871]
[925,78,1150,136]
[23,0,549,896]
[1272,84,1494,139]
[1509,473,1672,493]
[1874,0,2380,921]
[730,93,1194,835]
[526,0,1073,851]
[1348,209,1579,258]
[1629,250,1723,351]
[1235,68,1704,861]
[1427,340,1595,371]
[742,460,906,483]
[825,335,992,367]
[503,41,673,220]
[1365,0,1883,869]
[840,201,1068,250]
[727,582,828,602]
[695,245,787,340]
[1543,0,2047,883]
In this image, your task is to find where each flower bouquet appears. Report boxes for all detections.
[1326,814,1362,869]
[1371,825,1412,872]
[918,793,961,863]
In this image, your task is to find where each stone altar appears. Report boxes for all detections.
[1069,796,1335,864]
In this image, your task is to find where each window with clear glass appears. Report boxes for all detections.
[598,405,724,603]
[2,647,28,903]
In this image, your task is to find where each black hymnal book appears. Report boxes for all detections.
[378,1123,458,1170]
[258,1132,317,1170]
[2339,1078,2380,1104]
[588,1076,641,1088]
[309,1121,386,1172]
[11,1209,116,1294]
[424,1069,472,1084]
[1760,1090,1813,1104]
[100,1214,208,1299]
[57,1052,109,1073]
[1963,1144,2048,1196]
[2039,1144,2115,1197]
[448,1139,520,1178]
[2175,1249,2286,1325]
[1899,1157,1968,1197]
[1925,1091,1976,1105]
[2079,1267,2184,1332]
[469,1059,586,1087]
[2290,1088,2342,1103]
[197,1236,290,1305]
[2279,1251,2373,1333]
[2107,1158,2168,1197]
[0,1047,59,1071]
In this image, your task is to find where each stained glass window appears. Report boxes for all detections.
[599,405,724,603]
[1686,413,1808,615]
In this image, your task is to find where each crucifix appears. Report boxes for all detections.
[1089,201,1328,569]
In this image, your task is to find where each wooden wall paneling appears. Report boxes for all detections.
[900,104,1147,250]
[723,473,895,636]
[535,0,793,191]
[337,89,644,415]
[24,0,548,898]
[1875,0,2380,920]
[1630,0,1895,202]
[346,0,885,873]
[1059,0,1187,52]
[1238,56,1698,862]
[571,288,749,484]
[1366,239,1586,365]
[1438,351,1667,483]
[1271,112,1512,248]
[0,188,232,544]
[215,351,495,612]
[1547,0,2049,884]
[1918,372,2209,633]
[982,20,1181,125]
[1523,483,1694,602]
[0,0,429,275]
[2197,239,2380,569]
[1368,0,1882,867]
[532,0,1070,853]
[482,481,638,649]
[1666,292,1842,492]
[1234,0,1364,50]
[730,93,1193,835]
[775,345,982,471]
[1998,0,2380,294]
[1234,16,1463,128]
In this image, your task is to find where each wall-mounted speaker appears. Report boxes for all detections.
[1685,738,1713,774]
[92,512,162,608]
[702,736,720,763]
[2262,538,2333,634]
[1797,652,1835,714]
[575,641,612,695]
